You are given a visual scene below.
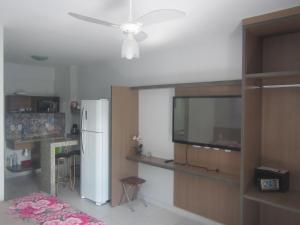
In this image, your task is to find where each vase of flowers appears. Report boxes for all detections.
[132,135,143,155]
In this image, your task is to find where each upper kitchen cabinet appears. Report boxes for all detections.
[6,95,60,113]
[33,96,60,113]
[6,95,32,113]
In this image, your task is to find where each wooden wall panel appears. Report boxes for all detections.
[263,32,300,72]
[174,172,240,225]
[174,81,241,225]
[175,81,241,97]
[244,31,262,74]
[111,87,138,206]
[174,143,187,164]
[261,88,300,191]
[242,6,300,26]
[243,7,300,37]
[242,78,262,193]
[174,145,240,176]
[243,200,260,225]
[260,204,300,225]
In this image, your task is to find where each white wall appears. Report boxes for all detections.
[138,89,174,206]
[139,89,174,159]
[54,66,71,134]
[70,65,79,102]
[0,27,4,201]
[69,65,80,126]
[4,62,55,96]
[54,65,80,134]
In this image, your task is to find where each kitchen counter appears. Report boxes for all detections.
[40,137,79,195]
[6,135,79,150]
[7,136,76,143]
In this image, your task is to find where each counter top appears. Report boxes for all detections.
[7,136,78,144]
[127,154,240,186]
[40,137,79,195]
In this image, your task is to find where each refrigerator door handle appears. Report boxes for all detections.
[81,107,85,155]
[81,107,84,130]
[81,134,85,155]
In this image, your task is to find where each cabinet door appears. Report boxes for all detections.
[6,95,32,112]
[81,100,107,133]
[34,96,60,113]
[80,131,104,203]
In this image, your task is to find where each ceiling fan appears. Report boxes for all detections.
[68,0,186,60]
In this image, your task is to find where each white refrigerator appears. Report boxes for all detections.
[80,99,109,205]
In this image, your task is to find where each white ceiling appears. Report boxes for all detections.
[0,0,299,66]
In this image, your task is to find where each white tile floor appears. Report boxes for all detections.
[5,175,206,225]
[57,186,204,225]
[5,174,40,200]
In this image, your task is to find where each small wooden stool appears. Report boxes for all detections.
[119,176,147,211]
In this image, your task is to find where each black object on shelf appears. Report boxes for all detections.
[255,166,289,192]
[164,159,174,163]
[71,124,79,135]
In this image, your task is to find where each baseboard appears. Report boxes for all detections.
[140,194,222,225]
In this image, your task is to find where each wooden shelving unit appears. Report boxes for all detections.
[242,6,300,225]
[246,70,300,79]
[6,95,60,113]
[244,187,300,214]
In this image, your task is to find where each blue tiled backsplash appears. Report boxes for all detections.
[6,113,65,140]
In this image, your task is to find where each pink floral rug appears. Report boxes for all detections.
[9,193,106,225]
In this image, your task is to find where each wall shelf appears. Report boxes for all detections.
[246,70,300,79]
[244,187,300,214]
[127,154,240,186]
[6,165,33,173]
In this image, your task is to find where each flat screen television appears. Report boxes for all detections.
[172,96,241,151]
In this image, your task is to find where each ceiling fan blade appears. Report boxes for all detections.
[135,31,148,42]
[135,9,186,26]
[68,12,120,28]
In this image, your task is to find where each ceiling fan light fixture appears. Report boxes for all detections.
[31,55,48,61]
[122,33,139,60]
[69,0,186,59]
[120,23,142,34]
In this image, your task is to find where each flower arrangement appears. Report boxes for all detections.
[132,135,143,155]
[70,101,80,113]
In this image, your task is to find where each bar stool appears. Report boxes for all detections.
[55,147,72,194]
[68,149,81,190]
[55,153,69,194]
[119,176,147,212]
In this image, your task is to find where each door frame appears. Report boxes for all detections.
[0,27,5,201]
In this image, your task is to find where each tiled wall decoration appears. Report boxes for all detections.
[5,113,65,140]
